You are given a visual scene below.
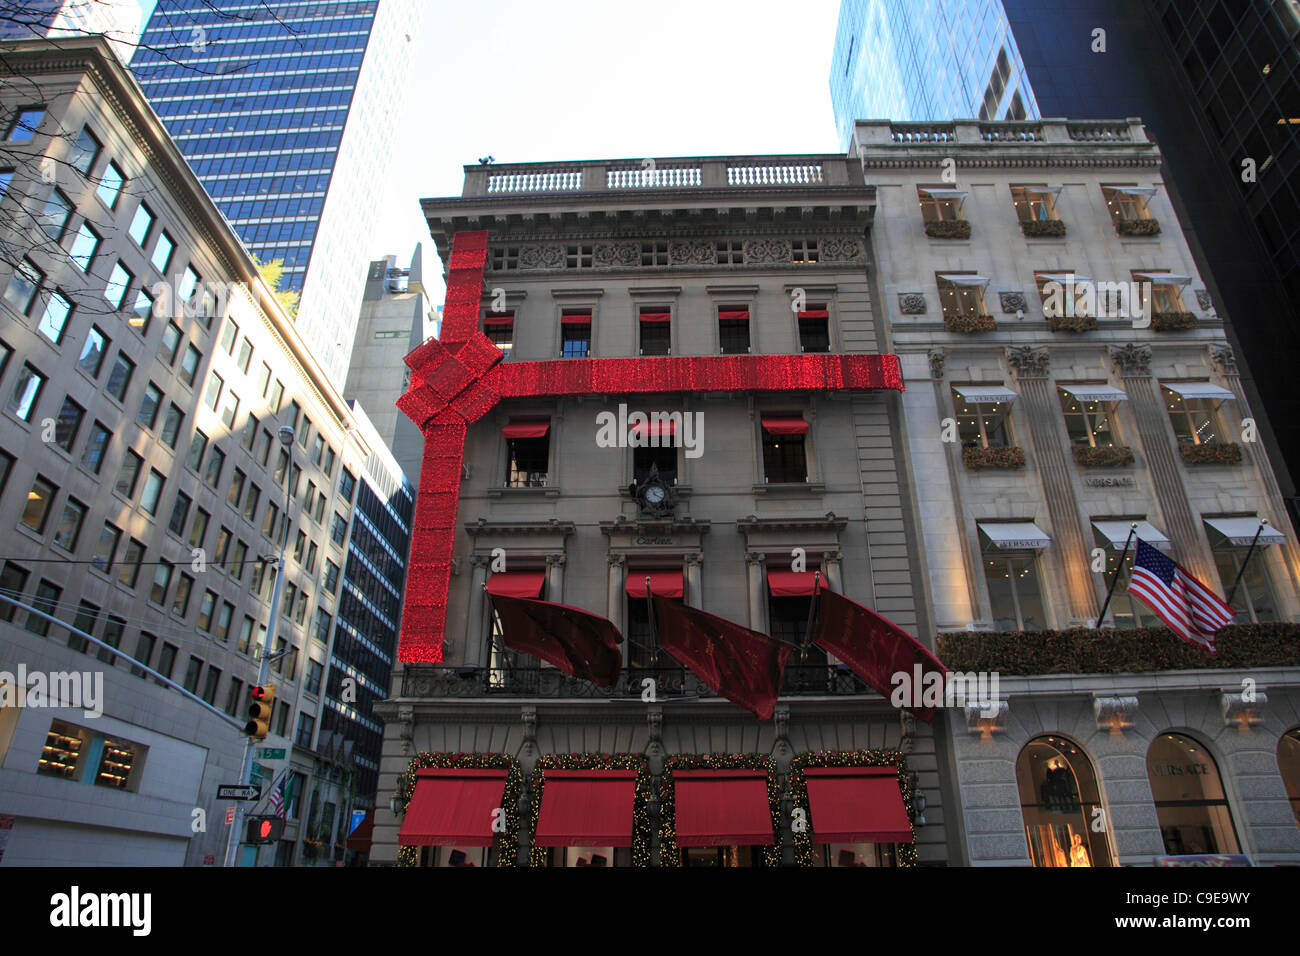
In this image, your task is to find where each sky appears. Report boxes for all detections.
[375,0,844,297]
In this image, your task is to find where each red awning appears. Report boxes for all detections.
[483,312,514,326]
[625,570,683,599]
[486,571,545,598]
[346,810,374,851]
[639,311,671,323]
[673,770,775,847]
[398,769,509,847]
[761,416,809,435]
[768,569,819,597]
[798,309,828,319]
[534,769,638,847]
[630,418,676,438]
[502,420,549,439]
[561,311,592,325]
[718,310,749,321]
[803,767,914,844]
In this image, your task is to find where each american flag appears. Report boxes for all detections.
[268,778,287,820]
[1128,539,1234,652]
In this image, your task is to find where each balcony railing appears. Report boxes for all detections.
[399,664,873,699]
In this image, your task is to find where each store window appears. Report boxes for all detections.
[483,312,513,355]
[1017,735,1113,867]
[820,843,899,867]
[1102,184,1155,223]
[542,846,623,867]
[639,308,671,356]
[760,415,809,484]
[503,419,549,487]
[767,590,829,692]
[718,307,750,354]
[1146,732,1240,856]
[937,274,989,322]
[796,307,830,353]
[1278,729,1300,831]
[1211,548,1278,624]
[918,185,965,222]
[681,846,768,867]
[1011,184,1060,222]
[979,528,1046,632]
[1059,386,1121,447]
[561,310,591,358]
[1161,385,1229,445]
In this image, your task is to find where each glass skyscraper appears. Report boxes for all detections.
[829,0,1039,147]
[131,0,423,388]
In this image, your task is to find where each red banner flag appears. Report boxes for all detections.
[652,596,792,721]
[813,588,948,722]
[490,594,624,687]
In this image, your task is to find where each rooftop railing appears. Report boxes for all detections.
[857,118,1150,152]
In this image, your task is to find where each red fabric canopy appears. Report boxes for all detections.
[718,310,749,321]
[761,416,809,435]
[489,593,624,686]
[768,569,819,597]
[561,311,592,325]
[798,309,828,319]
[485,571,545,598]
[803,767,914,844]
[639,311,671,323]
[483,312,514,326]
[534,770,638,847]
[673,770,775,846]
[398,769,508,847]
[502,420,549,439]
[625,569,683,599]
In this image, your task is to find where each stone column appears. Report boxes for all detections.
[545,553,566,603]
[467,555,490,668]
[683,552,703,608]
[1110,344,1213,582]
[1007,346,1098,624]
[745,551,767,631]
[607,554,626,663]
[821,550,844,593]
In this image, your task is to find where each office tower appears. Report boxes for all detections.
[829,0,1039,149]
[130,0,425,389]
[0,0,143,64]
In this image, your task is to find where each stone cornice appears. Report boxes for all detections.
[736,513,849,535]
[600,517,712,537]
[464,519,577,537]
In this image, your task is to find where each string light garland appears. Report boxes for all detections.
[525,753,653,867]
[394,751,523,867]
[788,750,919,868]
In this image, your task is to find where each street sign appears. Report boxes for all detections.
[256,747,286,760]
[217,784,261,801]
[246,815,284,845]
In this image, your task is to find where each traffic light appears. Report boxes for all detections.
[246,815,284,845]
[244,684,275,740]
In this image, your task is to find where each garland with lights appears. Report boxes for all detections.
[787,750,919,867]
[525,753,653,867]
[394,752,524,867]
[657,753,782,867]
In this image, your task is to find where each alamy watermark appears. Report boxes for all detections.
[890,665,1002,717]
[1041,279,1153,324]
[0,665,103,718]
[595,403,704,458]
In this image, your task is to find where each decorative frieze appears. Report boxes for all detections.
[1109,343,1151,376]
[1210,344,1237,375]
[743,237,793,263]
[998,291,1027,314]
[494,236,864,271]
[927,349,945,380]
[1006,346,1050,379]
[1195,289,1214,312]
[899,292,927,314]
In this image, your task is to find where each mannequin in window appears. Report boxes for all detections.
[1041,758,1080,813]
[1068,831,1091,867]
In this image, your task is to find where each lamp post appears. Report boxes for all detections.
[223,425,295,868]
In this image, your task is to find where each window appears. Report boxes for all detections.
[305,541,318,574]
[149,561,172,607]
[294,529,306,563]
[339,468,356,502]
[225,678,245,717]
[331,513,348,545]
[633,442,677,485]
[307,658,324,695]
[130,287,155,335]
[1133,270,1186,314]
[4,259,43,314]
[504,421,549,487]
[215,602,233,642]
[118,539,145,588]
[983,546,1045,632]
[952,388,1012,448]
[324,559,340,595]
[159,322,183,365]
[138,382,163,429]
[287,400,301,433]
[220,318,238,354]
[24,579,61,637]
[561,311,591,358]
[179,266,198,305]
[0,562,29,622]
[281,586,295,621]
[716,241,744,264]
[768,591,830,692]
[161,403,183,448]
[313,492,325,523]
[566,244,593,268]
[257,429,272,467]
[106,353,134,402]
[257,362,272,397]
[483,312,513,355]
[37,289,73,344]
[168,491,191,536]
[97,161,125,209]
[183,656,204,695]
[230,541,248,581]
[38,720,84,780]
[140,469,164,516]
[1059,387,1118,448]
[938,274,989,320]
[5,107,44,141]
[718,307,750,354]
[151,231,175,274]
[1017,736,1113,867]
[227,468,246,508]
[155,643,177,684]
[1162,386,1226,445]
[214,527,231,567]
[221,390,240,429]
[761,416,808,484]
[1212,548,1277,624]
[97,736,140,791]
[1147,733,1240,855]
[82,421,112,473]
[204,371,224,410]
[198,591,216,632]
[274,700,289,737]
[129,632,155,679]
[69,126,101,176]
[624,592,681,670]
[179,345,201,387]
[79,327,108,377]
[70,600,95,654]
[172,573,193,617]
[1099,543,1158,629]
[128,203,154,246]
[200,667,221,706]
[68,222,100,271]
[53,396,84,451]
[187,429,208,471]
[243,483,260,522]
[269,379,284,414]
[237,338,253,374]
[797,308,829,353]
[491,246,520,270]
[91,522,120,573]
[20,475,57,533]
[639,308,670,356]
[1102,184,1154,223]
[189,508,210,549]
[1010,185,1060,222]
[791,239,819,264]
[237,616,255,654]
[104,261,132,310]
[288,462,301,499]
[264,502,280,540]
[918,185,965,222]
[38,189,73,241]
[243,413,260,450]
[52,498,86,551]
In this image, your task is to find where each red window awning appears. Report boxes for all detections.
[398,768,509,847]
[803,766,914,844]
[798,309,828,319]
[486,571,545,598]
[767,569,819,597]
[625,569,683,599]
[639,311,671,323]
[502,420,549,439]
[673,769,775,847]
[483,312,514,326]
[718,310,749,321]
[761,416,809,435]
[561,311,592,325]
[534,769,638,847]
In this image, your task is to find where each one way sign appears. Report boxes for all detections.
[217,784,261,801]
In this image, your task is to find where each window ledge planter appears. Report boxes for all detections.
[1048,313,1098,332]
[1072,445,1134,467]
[1020,219,1066,238]
[944,313,996,333]
[925,220,971,240]
[1179,443,1242,465]
[962,445,1026,470]
[1151,311,1197,331]
[1115,218,1160,237]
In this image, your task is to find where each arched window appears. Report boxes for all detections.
[1146,732,1240,855]
[1278,729,1300,831]
[1016,735,1113,867]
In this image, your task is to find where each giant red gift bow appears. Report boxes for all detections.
[396,231,905,662]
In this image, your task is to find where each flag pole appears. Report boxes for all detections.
[483,583,505,679]
[799,571,822,663]
[1225,520,1266,606]
[645,576,658,667]
[1095,523,1136,628]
